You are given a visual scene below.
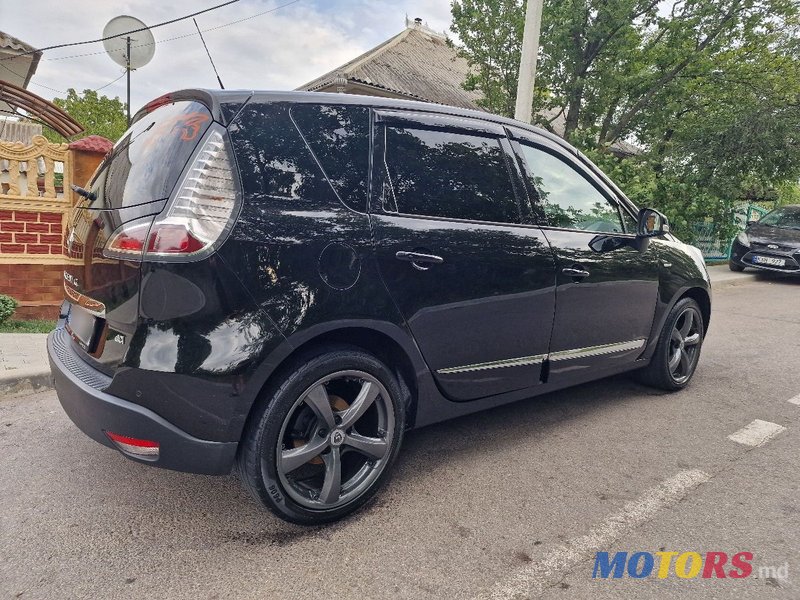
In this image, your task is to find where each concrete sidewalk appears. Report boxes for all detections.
[0,264,782,399]
[704,263,757,287]
[0,333,52,398]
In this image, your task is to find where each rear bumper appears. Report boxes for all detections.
[47,328,237,475]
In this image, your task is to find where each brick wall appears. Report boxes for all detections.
[0,263,64,319]
[0,136,112,321]
[0,210,64,255]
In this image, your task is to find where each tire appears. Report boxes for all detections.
[636,297,705,391]
[729,260,745,272]
[237,346,405,525]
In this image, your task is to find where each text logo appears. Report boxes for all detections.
[593,551,753,579]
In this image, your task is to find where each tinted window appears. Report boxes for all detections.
[292,104,370,212]
[384,126,520,224]
[228,102,336,206]
[90,101,213,209]
[518,144,624,233]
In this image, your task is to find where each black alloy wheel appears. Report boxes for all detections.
[237,347,405,524]
[666,305,703,385]
[636,297,705,391]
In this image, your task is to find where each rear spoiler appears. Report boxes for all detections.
[131,89,254,128]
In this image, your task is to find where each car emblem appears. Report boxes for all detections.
[767,244,779,250]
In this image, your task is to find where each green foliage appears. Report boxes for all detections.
[775,181,800,206]
[0,295,18,324]
[43,89,127,142]
[0,319,57,333]
[451,0,800,244]
[450,0,526,116]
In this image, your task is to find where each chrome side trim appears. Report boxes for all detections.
[437,339,646,375]
[437,354,546,375]
[549,338,646,362]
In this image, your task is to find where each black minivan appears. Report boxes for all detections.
[49,90,711,524]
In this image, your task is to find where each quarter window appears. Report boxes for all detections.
[383,126,520,224]
[291,104,370,212]
[518,144,625,233]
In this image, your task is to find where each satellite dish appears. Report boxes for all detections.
[102,16,156,126]
[102,16,155,69]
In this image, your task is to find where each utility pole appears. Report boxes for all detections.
[514,0,544,123]
[126,36,131,126]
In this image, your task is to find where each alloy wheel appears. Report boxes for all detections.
[275,370,395,510]
[668,306,702,384]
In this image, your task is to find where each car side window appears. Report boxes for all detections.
[518,143,625,233]
[383,126,520,224]
[291,104,370,212]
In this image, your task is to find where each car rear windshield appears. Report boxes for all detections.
[87,100,213,209]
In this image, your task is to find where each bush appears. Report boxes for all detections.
[0,295,18,324]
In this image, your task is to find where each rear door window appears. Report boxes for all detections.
[89,101,213,209]
[383,126,521,224]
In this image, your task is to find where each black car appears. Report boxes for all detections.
[48,90,711,524]
[729,205,800,274]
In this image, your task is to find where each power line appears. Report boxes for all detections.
[0,0,301,99]
[94,71,127,92]
[0,60,128,95]
[42,0,302,63]
[0,0,242,60]
[0,61,66,93]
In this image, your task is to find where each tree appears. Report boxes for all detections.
[44,89,127,142]
[450,0,800,242]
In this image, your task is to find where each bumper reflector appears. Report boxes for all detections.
[105,431,160,459]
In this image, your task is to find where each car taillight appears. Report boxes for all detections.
[104,218,151,257]
[104,126,238,261]
[105,431,160,460]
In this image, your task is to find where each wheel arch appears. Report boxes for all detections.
[642,281,711,361]
[239,321,425,443]
[679,286,711,335]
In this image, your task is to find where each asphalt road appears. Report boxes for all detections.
[1,275,799,600]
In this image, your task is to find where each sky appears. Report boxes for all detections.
[1,0,455,112]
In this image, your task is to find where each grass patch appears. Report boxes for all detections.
[0,319,57,334]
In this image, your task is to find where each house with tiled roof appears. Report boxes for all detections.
[299,18,638,157]
[298,18,483,111]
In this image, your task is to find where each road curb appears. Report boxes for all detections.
[710,278,756,290]
[0,369,53,400]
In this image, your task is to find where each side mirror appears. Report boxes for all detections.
[637,208,669,237]
[746,220,758,227]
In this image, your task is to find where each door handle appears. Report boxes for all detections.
[395,251,444,270]
[562,267,590,279]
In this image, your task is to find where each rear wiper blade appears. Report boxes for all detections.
[70,184,96,201]
[91,121,155,181]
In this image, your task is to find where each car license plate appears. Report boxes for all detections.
[752,255,785,267]
[66,304,100,350]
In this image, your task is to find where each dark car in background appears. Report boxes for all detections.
[48,90,711,524]
[729,205,800,275]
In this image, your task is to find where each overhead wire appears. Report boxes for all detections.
[0,0,242,60]
[0,61,66,93]
[0,0,302,118]
[93,71,127,92]
[0,61,129,95]
[41,0,303,63]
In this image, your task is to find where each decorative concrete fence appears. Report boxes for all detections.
[0,134,111,319]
